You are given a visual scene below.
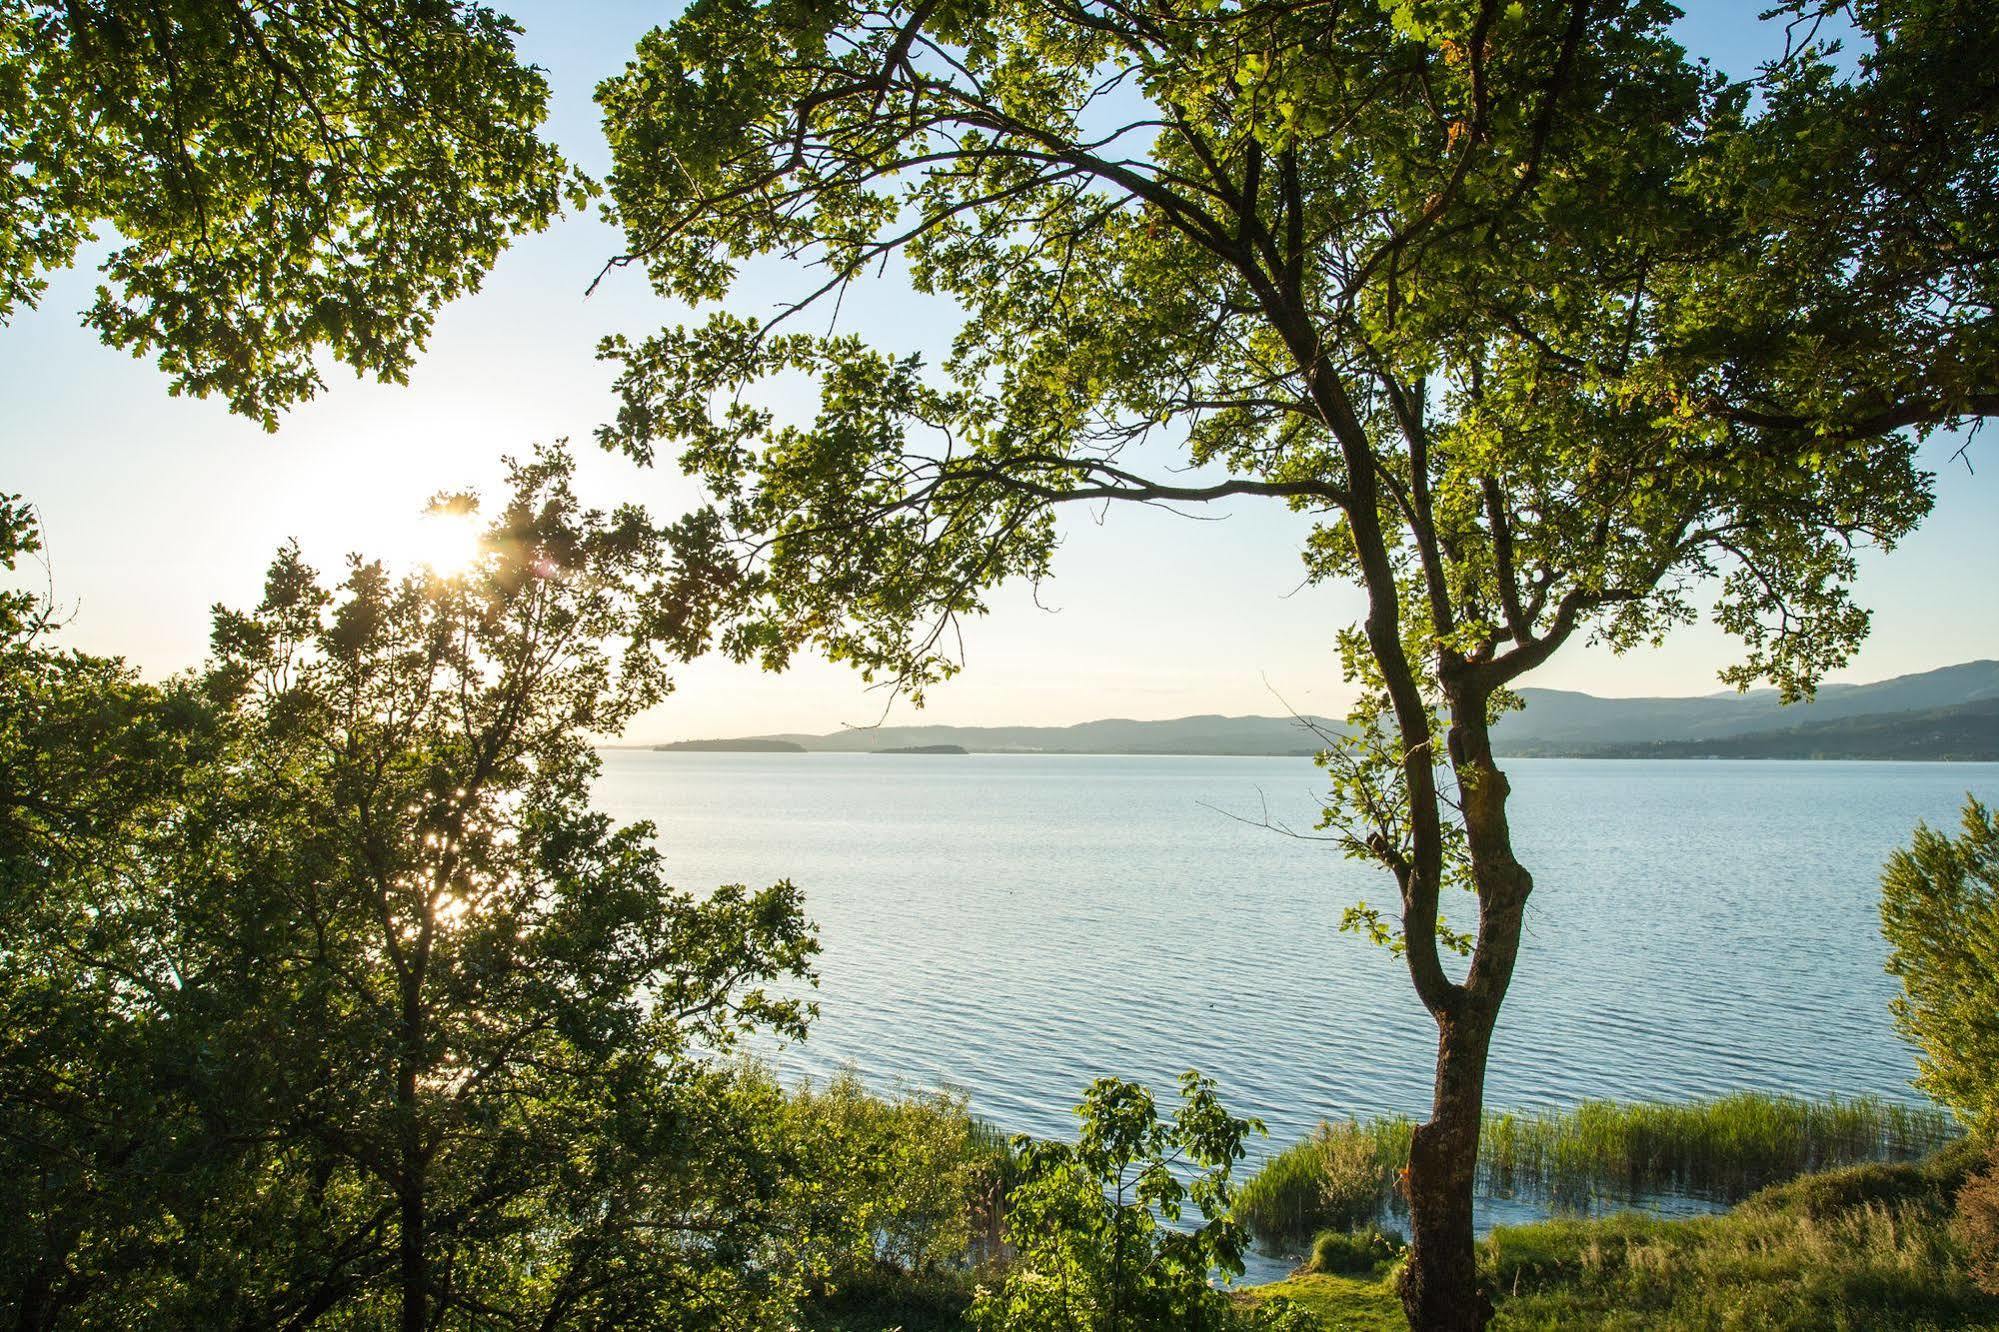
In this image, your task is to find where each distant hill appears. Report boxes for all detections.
[654,738,807,753]
[637,661,1999,760]
[1585,699,1999,761]
[752,714,1339,756]
[1492,661,1999,755]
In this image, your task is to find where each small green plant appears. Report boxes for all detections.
[1307,1226,1406,1278]
[967,1073,1317,1332]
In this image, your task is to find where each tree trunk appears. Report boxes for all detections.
[1397,721,1532,1330]
[399,1168,426,1332]
[1399,1005,1498,1331]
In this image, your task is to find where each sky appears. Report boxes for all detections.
[2,2,1994,744]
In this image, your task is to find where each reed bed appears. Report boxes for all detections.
[1237,1093,1958,1249]
[1479,1092,1954,1206]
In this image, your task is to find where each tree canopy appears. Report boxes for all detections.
[590,1,1994,1324]
[0,0,582,425]
[0,457,826,1329]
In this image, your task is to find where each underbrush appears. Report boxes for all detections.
[1304,1225,1406,1278]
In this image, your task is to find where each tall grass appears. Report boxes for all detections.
[1237,1118,1412,1245]
[1237,1093,1958,1249]
[1482,1145,1997,1331]
[1480,1092,1953,1206]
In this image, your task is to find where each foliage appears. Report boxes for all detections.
[0,456,824,1329]
[1239,1094,1955,1249]
[1307,1226,1408,1280]
[967,1073,1317,1332]
[1961,1141,1999,1298]
[1881,798,1999,1135]
[0,0,582,424]
[770,1068,1013,1298]
[0,496,226,1331]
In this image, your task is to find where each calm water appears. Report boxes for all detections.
[595,752,1995,1268]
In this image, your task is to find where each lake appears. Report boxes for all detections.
[594,752,1996,1270]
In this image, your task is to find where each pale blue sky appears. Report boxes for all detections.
[2,2,1992,743]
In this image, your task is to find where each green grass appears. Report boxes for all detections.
[1482,1153,1996,1330]
[1241,1273,1407,1331]
[1237,1118,1414,1247]
[1239,1140,1999,1332]
[1239,1093,1957,1249]
[1481,1092,1954,1207]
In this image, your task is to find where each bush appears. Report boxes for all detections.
[1881,798,1999,1134]
[1960,1141,1999,1297]
[773,1068,1015,1297]
[967,1073,1319,1332]
[1306,1225,1406,1277]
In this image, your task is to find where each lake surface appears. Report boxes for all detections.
[595,752,1995,1270]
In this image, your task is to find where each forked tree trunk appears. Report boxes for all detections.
[1397,729,1533,1331]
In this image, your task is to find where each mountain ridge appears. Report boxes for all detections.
[642,660,1999,758]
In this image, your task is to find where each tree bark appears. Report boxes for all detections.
[399,1146,426,1332]
[1400,1006,1499,1331]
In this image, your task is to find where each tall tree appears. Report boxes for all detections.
[0,496,225,1332]
[0,0,581,426]
[591,1,1994,1325]
[0,456,823,1329]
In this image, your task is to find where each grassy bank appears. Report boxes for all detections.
[1241,1138,1999,1330]
[824,1137,1997,1330]
[1238,1092,1957,1248]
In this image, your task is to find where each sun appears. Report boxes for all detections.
[408,503,485,577]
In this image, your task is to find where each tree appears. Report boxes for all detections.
[0,497,224,1331]
[969,1073,1313,1332]
[0,455,824,1329]
[590,2,1994,1326]
[1881,798,1999,1136]
[0,0,581,426]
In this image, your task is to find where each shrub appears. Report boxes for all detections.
[1881,798,1999,1134]
[967,1073,1318,1332]
[1306,1225,1406,1277]
[1960,1141,1999,1297]
[774,1068,1015,1294]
